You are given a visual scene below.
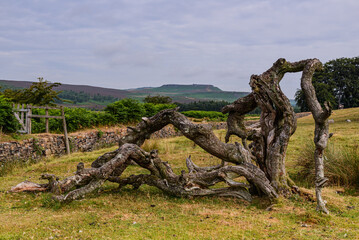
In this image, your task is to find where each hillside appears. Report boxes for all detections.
[0,79,129,98]
[127,84,249,103]
[131,84,222,93]
[0,80,250,107]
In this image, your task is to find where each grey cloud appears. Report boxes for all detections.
[0,0,358,97]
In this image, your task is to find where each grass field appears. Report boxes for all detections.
[1,109,359,239]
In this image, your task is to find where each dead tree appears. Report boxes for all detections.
[11,58,330,213]
[300,59,331,214]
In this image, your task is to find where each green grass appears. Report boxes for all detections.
[292,141,359,188]
[1,108,359,239]
[0,132,34,143]
[287,108,359,178]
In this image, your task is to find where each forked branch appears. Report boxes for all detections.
[10,58,327,213]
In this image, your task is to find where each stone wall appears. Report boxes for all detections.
[0,132,118,167]
[0,123,226,166]
[0,113,312,167]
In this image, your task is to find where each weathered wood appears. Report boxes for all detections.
[222,93,258,148]
[28,114,63,119]
[27,105,61,110]
[61,106,70,155]
[13,111,26,130]
[45,107,49,133]
[15,143,276,203]
[300,58,330,214]
[10,58,326,213]
[12,108,29,113]
[13,104,27,133]
[27,105,32,134]
[20,104,24,123]
[10,180,48,192]
[12,104,70,155]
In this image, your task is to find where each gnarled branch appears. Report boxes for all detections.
[10,58,326,213]
[300,58,330,214]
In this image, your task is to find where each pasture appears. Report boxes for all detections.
[1,108,359,239]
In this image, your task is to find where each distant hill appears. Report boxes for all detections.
[133,84,222,93]
[127,84,249,103]
[0,80,129,98]
[0,80,250,108]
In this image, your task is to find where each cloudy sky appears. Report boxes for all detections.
[0,0,358,97]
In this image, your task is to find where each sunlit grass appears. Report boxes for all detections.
[1,108,359,239]
[287,108,359,179]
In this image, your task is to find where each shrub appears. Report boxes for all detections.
[144,95,172,104]
[182,110,228,122]
[143,103,177,117]
[153,103,177,113]
[63,108,117,132]
[105,99,176,124]
[105,99,145,124]
[0,96,19,133]
[294,142,359,188]
[30,107,117,133]
[92,111,116,126]
[64,108,95,132]
[143,103,157,117]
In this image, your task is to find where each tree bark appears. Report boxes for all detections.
[300,58,331,214]
[10,58,326,212]
[11,142,276,202]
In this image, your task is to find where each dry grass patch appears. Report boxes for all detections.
[1,110,359,239]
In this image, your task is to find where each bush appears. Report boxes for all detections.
[182,110,228,122]
[154,103,177,112]
[1,96,176,134]
[143,103,157,117]
[30,107,117,133]
[144,95,172,104]
[0,96,19,133]
[64,108,97,132]
[176,100,230,112]
[105,99,145,124]
[26,99,176,134]
[294,142,359,188]
[105,99,176,124]
[92,111,117,126]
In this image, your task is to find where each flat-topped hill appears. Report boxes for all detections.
[0,80,250,106]
[131,84,222,93]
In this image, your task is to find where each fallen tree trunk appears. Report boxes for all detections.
[11,142,276,202]
[11,58,329,213]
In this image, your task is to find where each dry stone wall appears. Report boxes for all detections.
[0,123,226,166]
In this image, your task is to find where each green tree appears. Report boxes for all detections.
[295,57,359,111]
[105,99,146,123]
[3,77,62,106]
[144,95,172,104]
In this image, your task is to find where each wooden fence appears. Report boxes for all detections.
[12,104,70,154]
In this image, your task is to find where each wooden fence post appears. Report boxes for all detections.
[20,104,24,125]
[61,106,70,155]
[13,104,71,154]
[45,106,49,133]
[27,105,32,134]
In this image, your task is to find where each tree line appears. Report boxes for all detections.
[57,91,119,104]
[0,81,229,134]
[295,56,359,111]
[1,56,358,134]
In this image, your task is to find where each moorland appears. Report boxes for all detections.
[0,108,359,239]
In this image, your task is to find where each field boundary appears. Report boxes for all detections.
[0,122,227,167]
